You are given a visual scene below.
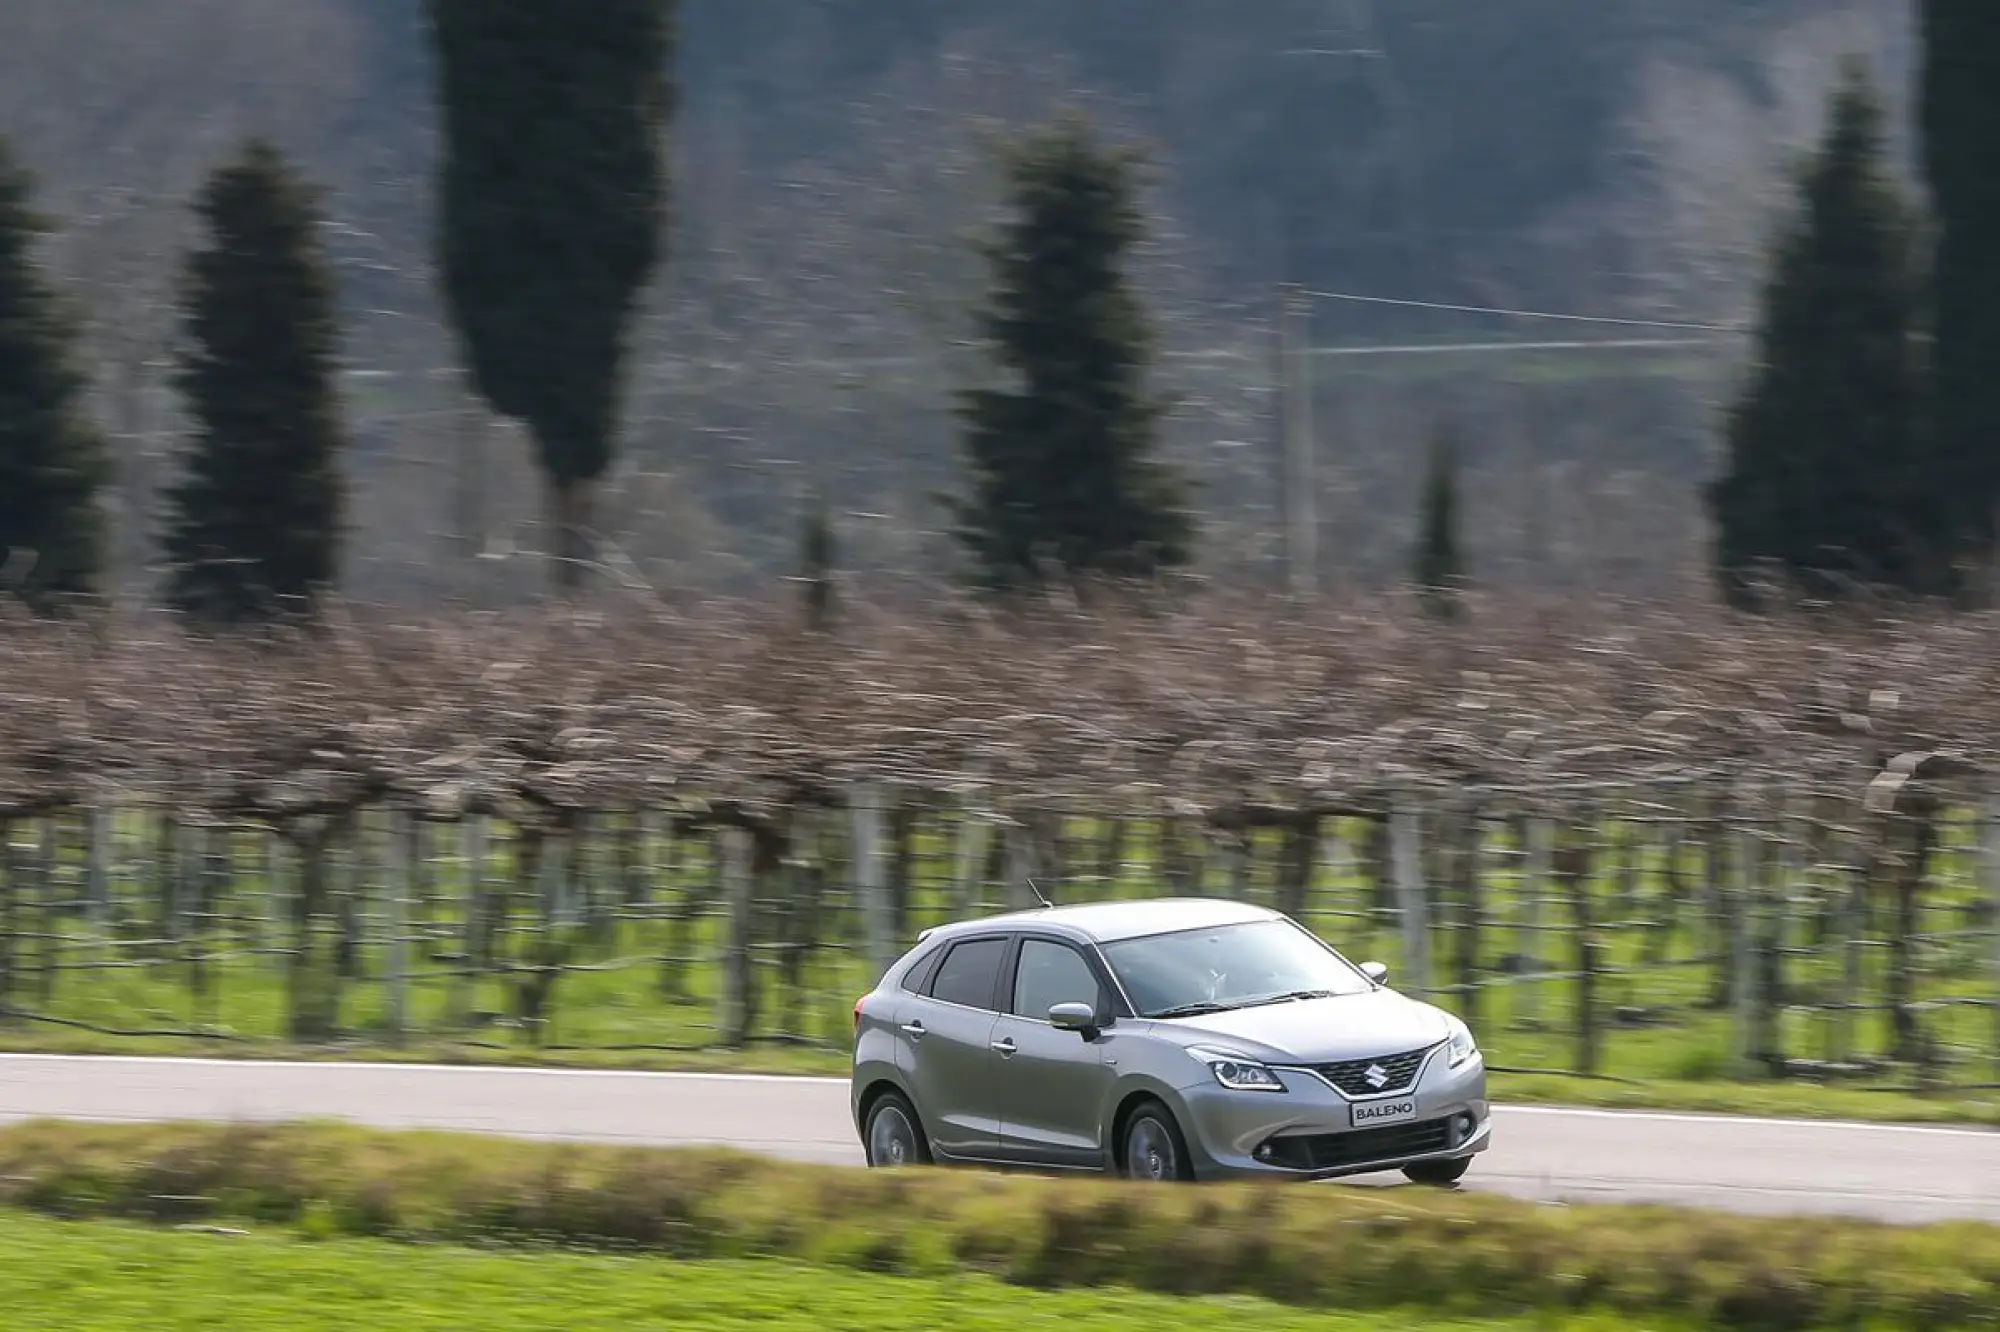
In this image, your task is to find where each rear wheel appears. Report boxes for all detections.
[863,1089,932,1168]
[1120,1101,1195,1182]
[1402,1155,1471,1186]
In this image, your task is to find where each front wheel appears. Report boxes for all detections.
[863,1089,932,1168]
[1120,1101,1195,1182]
[1402,1155,1471,1186]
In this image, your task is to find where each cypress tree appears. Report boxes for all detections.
[0,135,108,614]
[1707,62,1937,607]
[1413,423,1465,618]
[427,0,676,594]
[163,139,347,627]
[948,109,1194,594]
[1920,1,2000,586]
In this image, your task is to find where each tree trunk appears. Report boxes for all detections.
[780,810,827,1040]
[1275,818,1316,920]
[512,827,563,1042]
[550,476,595,593]
[887,803,915,939]
[1363,815,1395,921]
[1455,809,1484,1028]
[455,382,488,603]
[1552,832,1600,1076]
[1702,802,1733,1010]
[1645,812,1687,966]
[0,819,17,1015]
[1886,807,1936,1066]
[660,827,714,1002]
[288,835,334,1042]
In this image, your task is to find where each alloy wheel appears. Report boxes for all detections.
[868,1103,919,1166]
[1126,1114,1178,1180]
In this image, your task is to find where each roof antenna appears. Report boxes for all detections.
[1025,876,1053,909]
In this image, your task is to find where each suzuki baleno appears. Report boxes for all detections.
[850,897,1490,1183]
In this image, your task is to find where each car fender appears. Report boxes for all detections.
[851,1065,917,1137]
[850,993,912,1133]
[1108,1022,1233,1093]
[1098,1069,1195,1154]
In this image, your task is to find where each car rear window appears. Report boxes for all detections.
[928,937,1008,1010]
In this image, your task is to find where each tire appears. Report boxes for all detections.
[1119,1100,1196,1182]
[862,1089,932,1168]
[1402,1155,1472,1186]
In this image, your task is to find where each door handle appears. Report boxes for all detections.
[900,1021,925,1041]
[990,1036,1017,1056]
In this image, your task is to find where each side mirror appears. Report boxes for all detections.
[1048,1001,1101,1037]
[1360,960,1389,985]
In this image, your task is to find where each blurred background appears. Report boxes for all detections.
[0,0,1920,609]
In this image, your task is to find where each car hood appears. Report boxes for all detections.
[1151,988,1452,1064]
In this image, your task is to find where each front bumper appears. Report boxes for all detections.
[1174,1045,1491,1182]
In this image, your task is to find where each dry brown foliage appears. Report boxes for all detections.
[1,587,1992,824]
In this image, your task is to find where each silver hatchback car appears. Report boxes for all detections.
[850,897,1490,1184]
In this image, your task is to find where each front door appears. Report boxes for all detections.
[899,934,1008,1161]
[990,936,1118,1169]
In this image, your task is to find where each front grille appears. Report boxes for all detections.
[1258,1117,1453,1173]
[1310,1046,1433,1097]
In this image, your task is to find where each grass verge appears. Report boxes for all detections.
[0,1212,1643,1332]
[1,1120,1996,1331]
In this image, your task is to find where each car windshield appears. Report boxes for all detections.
[1098,918,1376,1019]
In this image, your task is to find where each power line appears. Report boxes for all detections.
[1168,336,1712,364]
[1306,336,1713,358]
[1301,288,1747,334]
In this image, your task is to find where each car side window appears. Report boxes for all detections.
[897,943,945,994]
[1012,939,1105,1020]
[927,937,1008,1010]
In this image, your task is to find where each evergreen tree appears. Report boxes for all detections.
[1920,1,2000,586]
[0,135,107,614]
[1413,423,1465,618]
[799,489,835,634]
[427,0,677,594]
[1707,62,1938,607]
[948,109,1194,593]
[164,139,347,627]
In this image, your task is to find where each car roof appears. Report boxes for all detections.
[923,896,1281,946]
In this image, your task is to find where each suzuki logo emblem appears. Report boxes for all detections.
[1363,1063,1390,1089]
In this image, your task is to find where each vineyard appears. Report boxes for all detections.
[1,590,1998,1089]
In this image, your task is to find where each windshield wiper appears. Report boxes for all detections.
[1241,988,1341,1007]
[1147,1000,1238,1019]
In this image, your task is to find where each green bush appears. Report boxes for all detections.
[0,1120,1994,1331]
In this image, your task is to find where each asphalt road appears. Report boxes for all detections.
[2,1054,1995,1225]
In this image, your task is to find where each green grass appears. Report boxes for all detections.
[6,802,1997,1128]
[0,1212,1668,1332]
[3,1121,1999,1331]
[0,1213,1660,1332]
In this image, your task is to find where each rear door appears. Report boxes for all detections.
[989,934,1120,1169]
[898,933,1010,1161]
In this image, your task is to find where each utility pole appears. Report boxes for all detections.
[450,366,488,608]
[1272,1,1389,603]
[1278,282,1317,601]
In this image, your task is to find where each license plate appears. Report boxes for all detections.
[1350,1098,1419,1128]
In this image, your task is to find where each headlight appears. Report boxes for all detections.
[1444,1015,1479,1068]
[1187,1045,1285,1092]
